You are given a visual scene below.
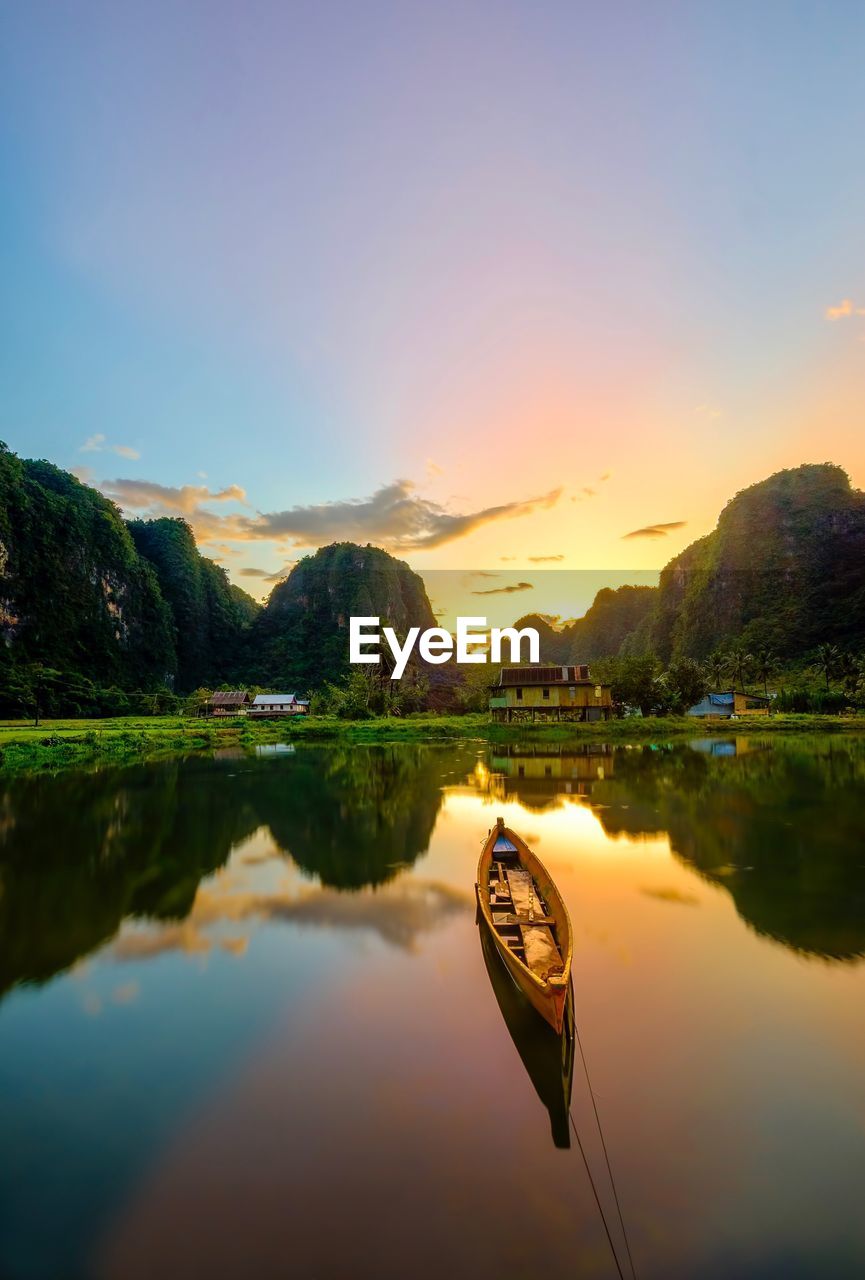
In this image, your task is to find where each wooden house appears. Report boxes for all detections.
[687,690,771,719]
[489,665,613,723]
[248,693,310,718]
[200,690,251,717]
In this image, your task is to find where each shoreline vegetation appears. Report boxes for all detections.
[2,711,865,775]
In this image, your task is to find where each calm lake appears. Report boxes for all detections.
[1,736,864,1279]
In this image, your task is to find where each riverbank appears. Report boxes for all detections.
[1,711,865,774]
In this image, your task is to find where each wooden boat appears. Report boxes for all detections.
[476,817,573,1035]
[478,912,575,1148]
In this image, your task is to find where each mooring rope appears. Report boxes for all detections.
[570,1012,638,1280]
[568,1108,626,1280]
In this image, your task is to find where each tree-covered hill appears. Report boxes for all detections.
[0,444,176,691]
[2,445,863,711]
[517,465,865,667]
[128,517,259,689]
[566,584,658,660]
[513,587,658,665]
[247,542,437,687]
[0,444,257,704]
[648,464,865,661]
[510,614,572,664]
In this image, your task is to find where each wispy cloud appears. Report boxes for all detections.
[825,298,865,320]
[239,564,295,585]
[622,520,686,540]
[528,554,564,563]
[248,481,562,552]
[80,434,141,460]
[99,475,562,554]
[570,481,603,504]
[471,580,533,596]
[695,404,722,420]
[100,477,249,542]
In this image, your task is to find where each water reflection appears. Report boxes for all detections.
[0,745,477,998]
[2,737,865,1007]
[1,736,865,1279]
[586,740,865,962]
[478,914,575,1148]
[479,739,865,963]
[486,743,615,809]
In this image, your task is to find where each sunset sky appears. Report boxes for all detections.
[2,1,865,610]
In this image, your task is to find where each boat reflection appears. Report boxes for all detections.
[478,914,575,1149]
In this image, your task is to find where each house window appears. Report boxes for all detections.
[542,688,550,700]
[516,688,523,700]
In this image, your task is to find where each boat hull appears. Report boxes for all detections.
[478,913,575,1148]
[476,819,573,1035]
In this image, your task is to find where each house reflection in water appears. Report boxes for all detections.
[483,745,615,808]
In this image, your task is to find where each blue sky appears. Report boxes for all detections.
[2,1,864,594]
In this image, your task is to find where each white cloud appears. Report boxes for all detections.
[79,434,141,460]
[825,298,865,321]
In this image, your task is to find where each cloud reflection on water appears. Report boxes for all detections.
[111,876,472,962]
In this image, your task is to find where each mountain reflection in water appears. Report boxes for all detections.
[1,736,865,1280]
[0,744,471,996]
[478,738,865,962]
[2,737,865,1002]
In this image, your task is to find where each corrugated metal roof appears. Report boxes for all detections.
[252,693,298,705]
[499,664,591,686]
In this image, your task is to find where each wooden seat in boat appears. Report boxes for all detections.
[520,924,564,980]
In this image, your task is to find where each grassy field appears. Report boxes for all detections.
[1,710,864,774]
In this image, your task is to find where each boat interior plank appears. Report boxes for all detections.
[520,924,564,979]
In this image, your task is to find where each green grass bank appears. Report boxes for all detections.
[1,711,865,774]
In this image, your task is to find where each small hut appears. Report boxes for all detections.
[199,691,251,717]
[248,693,310,718]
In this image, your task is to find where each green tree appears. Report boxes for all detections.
[837,652,862,700]
[813,642,840,691]
[727,646,754,693]
[599,655,664,717]
[664,657,707,714]
[753,646,778,699]
[703,651,728,689]
[456,663,501,713]
[3,663,62,726]
[183,687,213,716]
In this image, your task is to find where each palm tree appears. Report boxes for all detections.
[838,651,863,699]
[753,645,778,699]
[727,646,753,694]
[813,642,840,691]
[703,651,728,690]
